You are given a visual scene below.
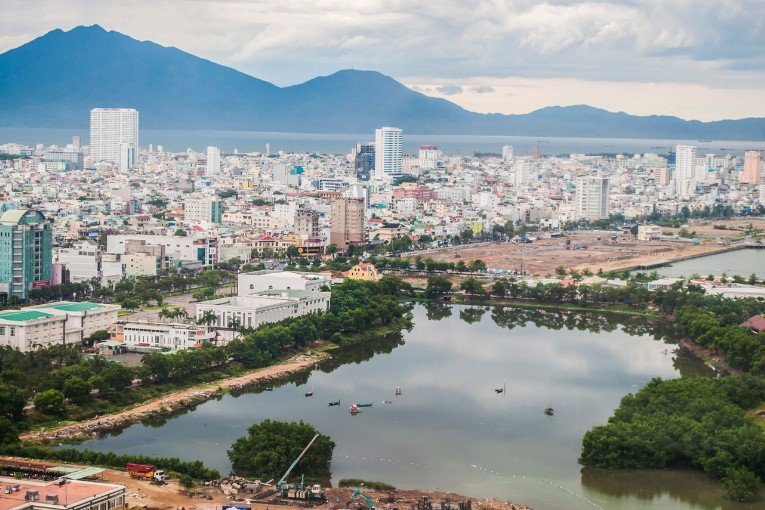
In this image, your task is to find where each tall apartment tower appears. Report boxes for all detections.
[330,198,367,251]
[89,108,139,164]
[184,195,223,224]
[353,142,375,181]
[741,151,763,185]
[674,145,697,197]
[502,145,514,163]
[575,176,610,220]
[206,146,221,175]
[0,210,53,301]
[374,127,403,179]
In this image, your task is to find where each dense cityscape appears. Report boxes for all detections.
[2,5,765,510]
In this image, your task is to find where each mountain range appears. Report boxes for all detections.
[1,25,764,140]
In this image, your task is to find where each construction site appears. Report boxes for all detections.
[0,457,528,510]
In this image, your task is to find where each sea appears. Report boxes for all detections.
[2,127,764,156]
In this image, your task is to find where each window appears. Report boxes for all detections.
[249,284,254,289]
[0,327,3,335]
[9,327,14,337]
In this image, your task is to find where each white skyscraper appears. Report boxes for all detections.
[119,143,135,172]
[575,176,610,220]
[502,145,514,163]
[674,145,697,197]
[206,146,221,175]
[374,127,403,178]
[89,108,139,164]
[513,160,530,187]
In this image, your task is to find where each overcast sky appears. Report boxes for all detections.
[3,0,765,121]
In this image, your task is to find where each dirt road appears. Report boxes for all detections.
[21,353,324,444]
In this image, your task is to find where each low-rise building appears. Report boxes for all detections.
[0,309,68,351]
[109,321,216,351]
[29,301,121,342]
[637,225,662,241]
[238,270,331,294]
[196,290,330,337]
[0,473,125,510]
[345,263,381,282]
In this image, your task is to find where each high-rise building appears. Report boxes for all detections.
[418,145,441,169]
[119,143,135,172]
[72,136,81,149]
[0,209,53,301]
[89,108,139,164]
[502,145,514,163]
[353,142,375,181]
[741,151,763,185]
[575,176,610,220]
[184,195,223,224]
[674,145,697,197]
[514,160,530,187]
[206,146,221,175]
[374,127,403,178]
[330,197,366,251]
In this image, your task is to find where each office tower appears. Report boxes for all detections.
[741,151,763,185]
[184,195,223,224]
[0,209,53,301]
[502,145,514,163]
[89,108,139,164]
[330,197,366,251]
[206,146,221,175]
[575,176,610,220]
[674,145,697,197]
[418,145,441,169]
[353,142,375,181]
[119,143,135,172]
[531,146,542,159]
[374,127,403,178]
[72,136,81,149]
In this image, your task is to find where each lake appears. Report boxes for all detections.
[655,248,765,279]
[3,127,765,156]
[71,304,762,510]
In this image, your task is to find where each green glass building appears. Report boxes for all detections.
[0,209,53,301]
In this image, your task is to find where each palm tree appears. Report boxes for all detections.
[197,310,218,326]
[227,316,242,331]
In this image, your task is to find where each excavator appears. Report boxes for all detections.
[347,488,376,510]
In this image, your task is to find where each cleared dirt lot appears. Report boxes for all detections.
[417,234,734,276]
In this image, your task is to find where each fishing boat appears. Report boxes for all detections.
[395,385,402,396]
[494,383,506,394]
[305,391,314,397]
[544,405,554,416]
[384,400,392,404]
[328,400,340,406]
[349,404,361,414]
[357,402,373,408]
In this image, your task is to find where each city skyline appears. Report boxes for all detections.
[2,1,765,121]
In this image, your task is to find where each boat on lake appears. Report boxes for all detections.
[305,391,314,397]
[544,405,554,416]
[328,400,340,406]
[357,402,373,407]
[349,404,361,414]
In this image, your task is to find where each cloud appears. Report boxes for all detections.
[435,84,463,95]
[471,86,494,94]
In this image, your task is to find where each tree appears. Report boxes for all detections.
[34,389,67,417]
[491,279,507,297]
[101,364,134,392]
[174,229,188,237]
[228,420,335,480]
[63,376,90,404]
[460,277,487,296]
[723,468,761,502]
[0,417,19,445]
[198,310,218,326]
[0,384,27,422]
[326,243,338,256]
[425,276,452,298]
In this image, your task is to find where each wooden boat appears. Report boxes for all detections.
[384,400,392,404]
[395,385,402,396]
[349,404,361,414]
[357,402,373,408]
[544,406,554,416]
[305,391,314,397]
[328,400,340,406]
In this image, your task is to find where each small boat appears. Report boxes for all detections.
[349,404,361,414]
[494,383,506,394]
[328,400,340,406]
[305,391,314,397]
[383,400,392,404]
[544,406,554,416]
[357,402,373,408]
[395,385,402,396]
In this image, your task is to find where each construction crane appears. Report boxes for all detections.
[347,488,375,510]
[277,433,324,501]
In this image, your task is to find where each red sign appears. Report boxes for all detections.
[32,280,51,288]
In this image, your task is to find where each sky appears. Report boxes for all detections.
[2,0,765,121]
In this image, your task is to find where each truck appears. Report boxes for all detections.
[125,463,167,483]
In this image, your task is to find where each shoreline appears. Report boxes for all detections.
[20,352,327,444]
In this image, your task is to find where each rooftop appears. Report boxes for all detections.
[41,302,105,312]
[0,310,55,323]
[0,476,120,510]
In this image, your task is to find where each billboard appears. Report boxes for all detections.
[32,280,51,289]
